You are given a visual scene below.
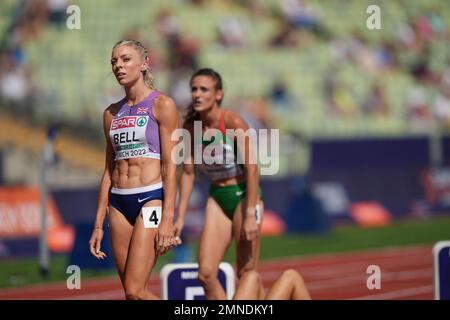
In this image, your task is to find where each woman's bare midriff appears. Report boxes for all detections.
[211,173,247,187]
[111,157,162,189]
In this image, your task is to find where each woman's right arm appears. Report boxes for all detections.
[89,106,115,259]
[174,123,195,240]
[174,162,195,239]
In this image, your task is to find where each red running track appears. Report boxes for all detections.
[0,245,435,300]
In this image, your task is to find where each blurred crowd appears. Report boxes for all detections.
[0,0,68,116]
[107,0,450,135]
[323,8,450,133]
[0,0,449,136]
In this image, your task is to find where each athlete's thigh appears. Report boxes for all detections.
[108,207,134,285]
[232,198,264,276]
[233,271,262,300]
[198,197,233,271]
[124,199,160,287]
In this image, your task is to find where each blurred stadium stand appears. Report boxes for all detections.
[0,0,448,248]
[0,0,449,180]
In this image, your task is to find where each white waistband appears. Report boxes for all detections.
[114,152,161,161]
[110,181,163,195]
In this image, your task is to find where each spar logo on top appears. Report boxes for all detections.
[110,116,147,130]
[111,117,137,130]
[0,187,74,253]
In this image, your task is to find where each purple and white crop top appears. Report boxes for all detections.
[109,91,161,161]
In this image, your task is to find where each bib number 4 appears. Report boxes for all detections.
[142,207,162,228]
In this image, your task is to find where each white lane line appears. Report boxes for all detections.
[58,284,160,300]
[260,256,431,280]
[0,277,121,295]
[292,268,432,291]
[57,289,125,300]
[260,246,431,271]
[265,245,432,267]
[351,285,434,300]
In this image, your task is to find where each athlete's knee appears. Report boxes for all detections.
[241,270,261,286]
[282,269,304,284]
[124,283,145,300]
[198,265,217,285]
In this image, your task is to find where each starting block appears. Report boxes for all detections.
[160,262,235,300]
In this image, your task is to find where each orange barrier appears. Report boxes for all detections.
[47,225,75,253]
[0,187,74,252]
[349,201,392,227]
[261,210,286,236]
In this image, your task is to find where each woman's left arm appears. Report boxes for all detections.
[228,112,260,241]
[153,95,180,254]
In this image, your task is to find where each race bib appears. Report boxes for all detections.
[255,204,262,225]
[142,206,162,228]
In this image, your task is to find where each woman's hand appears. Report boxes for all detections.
[89,228,107,260]
[173,216,184,246]
[243,208,259,241]
[156,217,175,256]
